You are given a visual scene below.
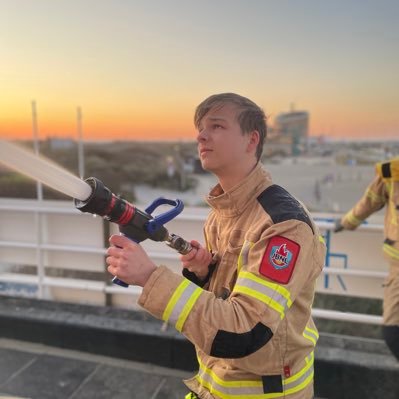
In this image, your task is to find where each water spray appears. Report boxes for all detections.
[0,140,92,201]
[0,140,192,287]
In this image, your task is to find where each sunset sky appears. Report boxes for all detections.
[1,0,398,141]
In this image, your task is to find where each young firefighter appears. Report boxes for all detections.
[106,93,326,399]
[334,158,399,360]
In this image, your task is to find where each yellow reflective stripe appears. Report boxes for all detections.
[383,244,399,260]
[303,326,318,346]
[388,182,398,226]
[303,333,316,346]
[305,353,313,364]
[163,279,203,332]
[234,271,292,319]
[197,358,262,388]
[234,285,285,319]
[285,352,313,385]
[345,210,362,226]
[162,279,190,322]
[305,326,319,339]
[284,370,314,397]
[285,353,314,388]
[175,286,202,332]
[196,352,314,398]
[366,189,385,204]
[239,272,292,305]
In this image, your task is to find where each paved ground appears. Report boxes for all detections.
[0,338,191,399]
[1,298,398,399]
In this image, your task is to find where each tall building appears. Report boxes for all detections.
[274,109,309,155]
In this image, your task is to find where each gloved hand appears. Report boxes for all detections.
[333,219,344,233]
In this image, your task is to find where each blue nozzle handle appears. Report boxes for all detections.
[145,197,184,234]
[111,198,185,288]
[112,276,129,288]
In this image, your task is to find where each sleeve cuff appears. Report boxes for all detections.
[138,265,184,319]
[182,261,217,287]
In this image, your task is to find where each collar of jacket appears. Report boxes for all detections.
[205,163,273,217]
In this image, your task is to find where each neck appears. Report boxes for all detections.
[217,160,258,192]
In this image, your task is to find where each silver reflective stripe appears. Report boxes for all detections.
[196,352,314,398]
[235,272,292,312]
[284,361,314,392]
[303,326,319,346]
[198,369,264,396]
[166,282,199,326]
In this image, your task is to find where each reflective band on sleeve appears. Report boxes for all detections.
[302,326,319,346]
[233,271,292,320]
[388,182,398,227]
[366,189,385,205]
[162,279,203,332]
[195,352,314,398]
[383,243,399,261]
[237,241,254,274]
[345,210,362,227]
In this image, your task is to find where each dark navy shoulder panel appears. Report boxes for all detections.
[257,185,314,233]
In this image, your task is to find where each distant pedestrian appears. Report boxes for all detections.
[334,158,399,360]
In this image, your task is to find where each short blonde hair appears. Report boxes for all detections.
[194,93,267,161]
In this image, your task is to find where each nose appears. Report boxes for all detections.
[197,129,208,143]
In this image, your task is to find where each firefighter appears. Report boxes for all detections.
[106,93,326,398]
[334,158,399,360]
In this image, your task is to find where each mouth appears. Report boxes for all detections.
[199,148,212,156]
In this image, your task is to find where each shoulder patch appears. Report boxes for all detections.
[257,185,314,233]
[259,236,300,284]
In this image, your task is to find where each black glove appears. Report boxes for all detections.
[333,219,344,233]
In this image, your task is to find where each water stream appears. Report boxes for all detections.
[0,140,92,201]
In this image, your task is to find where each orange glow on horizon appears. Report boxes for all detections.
[1,96,398,141]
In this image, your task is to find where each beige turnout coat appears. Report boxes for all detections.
[139,164,325,399]
[341,158,399,325]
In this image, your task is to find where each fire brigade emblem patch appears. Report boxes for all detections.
[259,236,300,284]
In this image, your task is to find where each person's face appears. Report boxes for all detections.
[196,103,253,175]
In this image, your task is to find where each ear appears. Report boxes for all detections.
[247,130,260,153]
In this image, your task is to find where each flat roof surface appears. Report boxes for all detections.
[0,338,191,399]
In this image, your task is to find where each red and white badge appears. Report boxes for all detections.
[259,236,300,284]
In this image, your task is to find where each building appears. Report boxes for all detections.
[274,109,309,155]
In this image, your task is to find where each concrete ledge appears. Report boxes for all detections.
[0,295,197,371]
[315,333,399,399]
[1,296,398,398]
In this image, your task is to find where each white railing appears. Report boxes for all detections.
[0,198,387,324]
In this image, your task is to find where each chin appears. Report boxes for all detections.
[201,164,211,172]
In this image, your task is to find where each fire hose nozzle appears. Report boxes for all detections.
[166,233,193,255]
[74,177,112,215]
[74,177,194,287]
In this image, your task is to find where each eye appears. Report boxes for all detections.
[213,124,223,129]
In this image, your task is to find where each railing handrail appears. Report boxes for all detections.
[0,201,384,227]
[0,200,387,325]
[0,240,389,278]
